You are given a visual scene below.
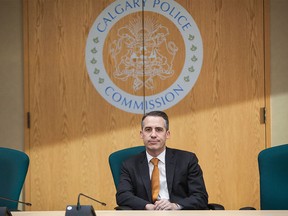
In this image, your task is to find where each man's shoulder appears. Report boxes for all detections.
[166,147,199,166]
[166,147,197,158]
[167,147,195,154]
[124,150,146,163]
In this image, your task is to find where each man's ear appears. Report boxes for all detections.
[140,130,144,139]
[166,130,171,138]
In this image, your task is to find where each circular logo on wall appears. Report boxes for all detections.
[86,0,203,114]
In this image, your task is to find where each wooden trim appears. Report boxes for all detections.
[264,0,271,148]
[23,0,31,210]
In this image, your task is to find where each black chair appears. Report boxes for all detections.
[109,146,224,210]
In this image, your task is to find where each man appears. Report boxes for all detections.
[116,111,209,210]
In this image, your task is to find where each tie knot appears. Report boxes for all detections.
[151,158,159,166]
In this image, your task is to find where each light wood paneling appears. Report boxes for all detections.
[24,0,269,210]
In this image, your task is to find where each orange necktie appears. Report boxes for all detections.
[151,158,160,202]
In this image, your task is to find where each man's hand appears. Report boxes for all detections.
[154,199,179,210]
[145,203,156,210]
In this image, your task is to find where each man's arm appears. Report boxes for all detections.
[170,151,209,210]
[116,160,151,210]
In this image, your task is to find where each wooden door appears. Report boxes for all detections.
[24,0,269,210]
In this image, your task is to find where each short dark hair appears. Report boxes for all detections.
[141,111,169,130]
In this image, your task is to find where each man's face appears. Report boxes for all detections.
[140,116,170,156]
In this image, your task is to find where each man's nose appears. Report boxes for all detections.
[150,129,157,137]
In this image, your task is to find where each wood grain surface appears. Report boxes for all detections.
[23,0,269,210]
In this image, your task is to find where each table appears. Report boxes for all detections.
[10,210,288,216]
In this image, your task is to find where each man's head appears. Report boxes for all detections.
[141,111,169,130]
[140,111,170,157]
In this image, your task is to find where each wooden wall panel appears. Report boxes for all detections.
[24,0,268,210]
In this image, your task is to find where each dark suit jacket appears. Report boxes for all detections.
[116,147,209,210]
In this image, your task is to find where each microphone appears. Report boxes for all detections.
[65,193,106,216]
[76,193,106,210]
[0,196,32,207]
[0,196,32,216]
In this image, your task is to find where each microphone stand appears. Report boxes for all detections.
[0,196,32,216]
[77,193,106,210]
[66,193,106,216]
[0,196,32,207]
[0,207,12,216]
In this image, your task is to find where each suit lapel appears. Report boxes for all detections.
[139,152,153,202]
[165,148,176,195]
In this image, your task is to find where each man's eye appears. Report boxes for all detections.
[145,128,152,132]
[155,128,164,132]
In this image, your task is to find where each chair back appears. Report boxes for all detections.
[108,146,145,188]
[0,147,29,211]
[258,144,288,210]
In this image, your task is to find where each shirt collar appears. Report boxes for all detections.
[146,148,166,164]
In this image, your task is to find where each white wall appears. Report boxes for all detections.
[0,0,287,150]
[0,0,24,151]
[270,0,288,146]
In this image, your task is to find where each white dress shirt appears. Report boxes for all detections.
[146,149,169,201]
